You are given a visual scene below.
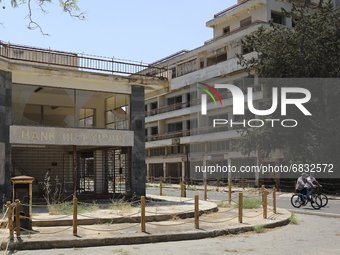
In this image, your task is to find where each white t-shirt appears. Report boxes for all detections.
[307,176,316,187]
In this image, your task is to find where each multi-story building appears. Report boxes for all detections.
[0,42,169,207]
[144,0,329,183]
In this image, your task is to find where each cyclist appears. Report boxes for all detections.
[307,173,322,188]
[295,173,309,199]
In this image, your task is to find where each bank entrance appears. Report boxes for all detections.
[12,145,131,200]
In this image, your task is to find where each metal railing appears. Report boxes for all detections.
[204,20,266,45]
[145,84,262,117]
[0,42,169,79]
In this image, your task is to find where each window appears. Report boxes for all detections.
[105,94,130,129]
[167,122,183,133]
[150,147,165,157]
[171,67,176,79]
[167,95,182,106]
[223,26,230,34]
[240,17,251,28]
[271,12,285,25]
[200,61,204,69]
[151,126,158,135]
[207,53,227,67]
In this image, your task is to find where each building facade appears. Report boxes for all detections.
[0,42,169,207]
[144,0,328,183]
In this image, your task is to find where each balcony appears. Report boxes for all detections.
[146,124,229,142]
[205,20,267,45]
[145,84,262,119]
[0,41,168,80]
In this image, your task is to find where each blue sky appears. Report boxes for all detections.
[0,0,236,64]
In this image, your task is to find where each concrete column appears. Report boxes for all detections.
[0,70,12,209]
[146,163,150,178]
[181,93,187,108]
[181,161,185,182]
[158,95,166,108]
[94,150,103,194]
[163,162,167,181]
[158,120,166,135]
[130,85,146,197]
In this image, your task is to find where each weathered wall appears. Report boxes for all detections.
[130,85,146,197]
[0,70,12,208]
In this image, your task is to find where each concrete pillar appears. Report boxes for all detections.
[158,120,166,135]
[146,163,150,178]
[158,95,166,108]
[181,93,187,108]
[163,162,167,181]
[181,161,185,182]
[130,85,146,197]
[94,150,104,194]
[0,70,12,208]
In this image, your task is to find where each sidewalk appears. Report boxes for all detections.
[0,195,291,251]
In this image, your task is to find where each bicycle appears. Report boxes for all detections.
[312,187,328,207]
[291,188,322,210]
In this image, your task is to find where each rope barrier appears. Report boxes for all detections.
[20,214,71,221]
[78,223,139,232]
[144,209,195,215]
[199,215,239,223]
[20,226,72,235]
[77,211,140,221]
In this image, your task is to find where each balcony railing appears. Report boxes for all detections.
[145,84,262,117]
[0,42,169,79]
[146,124,229,142]
[204,20,266,45]
[214,0,254,18]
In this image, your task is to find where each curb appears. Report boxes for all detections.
[4,212,291,251]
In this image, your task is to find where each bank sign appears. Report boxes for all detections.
[198,82,312,128]
[10,126,134,147]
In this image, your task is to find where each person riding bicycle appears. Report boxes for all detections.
[307,173,322,188]
[295,173,310,199]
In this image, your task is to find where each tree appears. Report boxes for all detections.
[0,0,84,35]
[235,0,340,177]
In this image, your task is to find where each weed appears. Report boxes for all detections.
[289,212,298,224]
[253,224,265,233]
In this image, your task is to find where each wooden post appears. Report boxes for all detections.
[261,185,265,195]
[258,178,260,189]
[191,177,193,186]
[294,180,297,192]
[141,196,146,232]
[228,182,232,204]
[239,193,243,223]
[151,176,153,184]
[7,201,13,238]
[275,179,278,190]
[73,197,77,236]
[180,181,184,197]
[73,145,77,196]
[217,178,219,188]
[263,190,267,219]
[204,182,207,201]
[203,177,206,184]
[160,176,163,196]
[88,179,91,191]
[15,199,20,237]
[169,176,171,185]
[195,195,199,229]
[184,182,187,197]
[273,187,276,214]
[242,178,245,189]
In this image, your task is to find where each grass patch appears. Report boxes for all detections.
[146,184,153,188]
[48,203,98,215]
[336,233,340,236]
[289,212,298,225]
[236,198,262,209]
[110,199,133,212]
[163,182,171,186]
[224,249,237,252]
[187,187,197,191]
[217,202,234,208]
[253,224,265,233]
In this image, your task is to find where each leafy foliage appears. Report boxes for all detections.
[0,0,84,35]
[235,0,340,172]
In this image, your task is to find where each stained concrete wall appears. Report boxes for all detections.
[0,70,12,208]
[130,85,146,197]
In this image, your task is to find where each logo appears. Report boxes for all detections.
[199,84,312,128]
[197,82,222,115]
